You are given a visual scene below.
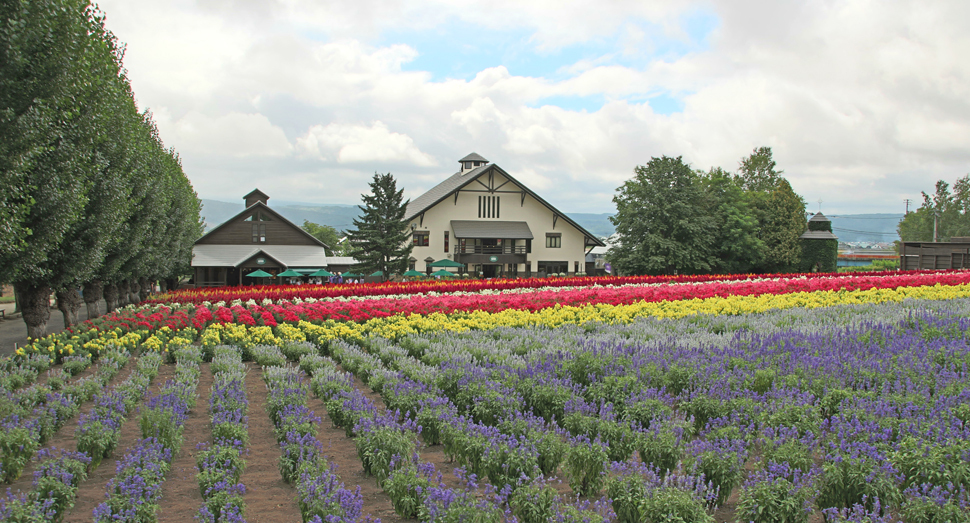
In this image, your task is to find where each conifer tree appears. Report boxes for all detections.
[346,173,412,279]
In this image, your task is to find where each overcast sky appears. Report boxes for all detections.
[96,0,970,215]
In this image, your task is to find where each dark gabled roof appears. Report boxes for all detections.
[451,220,534,239]
[405,163,605,247]
[244,188,270,203]
[800,230,839,240]
[459,152,488,163]
[808,212,831,222]
[194,200,330,249]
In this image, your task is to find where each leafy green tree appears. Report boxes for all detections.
[346,173,412,279]
[759,179,807,273]
[302,220,345,256]
[898,177,970,242]
[736,146,783,192]
[1,0,109,337]
[702,167,766,273]
[609,156,717,275]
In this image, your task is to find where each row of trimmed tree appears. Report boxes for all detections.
[1,1,202,338]
[609,147,807,276]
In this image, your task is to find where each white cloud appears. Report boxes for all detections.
[297,121,438,167]
[94,0,970,215]
[158,111,293,158]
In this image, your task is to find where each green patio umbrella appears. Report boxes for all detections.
[309,269,334,277]
[370,270,384,277]
[277,269,303,277]
[341,272,360,279]
[431,269,456,277]
[428,259,464,268]
[245,269,273,278]
[402,270,424,277]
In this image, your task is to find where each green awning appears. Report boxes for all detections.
[309,269,334,277]
[428,259,465,268]
[277,269,303,277]
[341,272,360,278]
[370,271,384,277]
[431,269,457,277]
[245,270,273,278]
[402,270,424,277]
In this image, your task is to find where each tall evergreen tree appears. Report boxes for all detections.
[346,173,412,279]
[608,156,717,275]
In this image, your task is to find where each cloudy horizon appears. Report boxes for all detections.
[97,0,970,215]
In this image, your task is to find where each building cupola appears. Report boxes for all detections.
[459,152,488,174]
[244,189,270,208]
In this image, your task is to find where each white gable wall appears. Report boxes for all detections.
[408,170,588,275]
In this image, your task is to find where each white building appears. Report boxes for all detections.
[405,153,605,277]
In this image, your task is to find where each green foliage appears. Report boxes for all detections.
[346,172,413,278]
[301,220,344,255]
[817,454,902,512]
[638,485,714,523]
[565,438,608,497]
[898,176,970,242]
[704,167,766,273]
[509,481,558,523]
[736,475,816,523]
[355,427,418,485]
[0,426,39,482]
[609,156,717,275]
[384,462,433,518]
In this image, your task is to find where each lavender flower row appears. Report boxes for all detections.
[198,346,249,523]
[93,347,200,522]
[261,357,361,522]
[0,349,130,484]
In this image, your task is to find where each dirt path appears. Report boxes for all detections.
[237,362,305,523]
[156,363,215,523]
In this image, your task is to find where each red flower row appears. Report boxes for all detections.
[148,270,900,306]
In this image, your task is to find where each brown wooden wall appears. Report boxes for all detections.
[196,207,318,246]
[899,242,970,271]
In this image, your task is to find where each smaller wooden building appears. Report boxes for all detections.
[191,190,332,287]
[899,238,970,271]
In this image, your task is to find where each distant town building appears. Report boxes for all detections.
[404,153,605,277]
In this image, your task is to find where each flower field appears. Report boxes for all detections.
[2,271,970,522]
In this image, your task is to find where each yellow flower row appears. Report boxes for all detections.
[294,283,970,343]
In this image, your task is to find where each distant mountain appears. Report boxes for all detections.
[826,213,903,243]
[568,213,616,239]
[200,199,361,233]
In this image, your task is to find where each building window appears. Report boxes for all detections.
[413,232,429,247]
[478,196,501,218]
[538,261,567,275]
[546,233,561,248]
[252,223,266,243]
[444,231,449,253]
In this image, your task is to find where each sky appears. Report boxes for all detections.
[95,0,970,215]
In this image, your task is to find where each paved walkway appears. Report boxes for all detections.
[0,300,108,358]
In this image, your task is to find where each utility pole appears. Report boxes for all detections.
[904,199,912,214]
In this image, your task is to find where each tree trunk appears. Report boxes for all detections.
[15,282,52,340]
[129,278,141,304]
[159,279,168,293]
[118,280,130,307]
[166,278,179,292]
[83,280,103,319]
[13,284,22,314]
[104,283,120,312]
[56,287,82,328]
[138,277,151,299]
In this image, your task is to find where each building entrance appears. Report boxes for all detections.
[481,264,502,278]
